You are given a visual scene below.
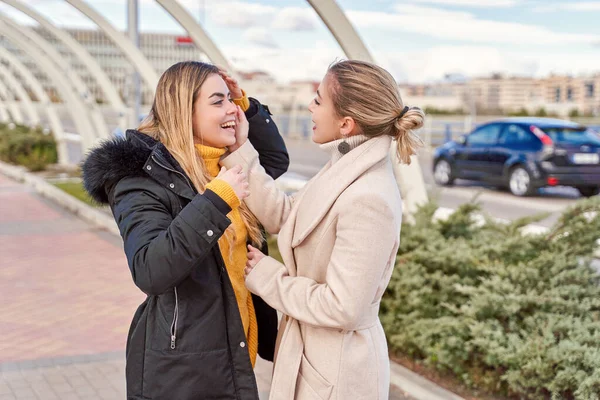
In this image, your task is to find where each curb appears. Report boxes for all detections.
[390,362,465,400]
[0,161,119,236]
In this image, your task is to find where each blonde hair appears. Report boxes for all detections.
[326,60,424,164]
[138,61,263,246]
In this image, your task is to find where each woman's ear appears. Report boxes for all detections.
[339,116,356,137]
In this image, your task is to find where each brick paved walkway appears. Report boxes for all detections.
[0,172,407,400]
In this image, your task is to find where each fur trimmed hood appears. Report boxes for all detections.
[81,130,161,204]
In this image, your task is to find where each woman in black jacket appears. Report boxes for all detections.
[82,61,288,400]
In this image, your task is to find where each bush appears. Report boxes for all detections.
[424,107,466,115]
[508,107,530,117]
[0,124,57,171]
[381,198,600,400]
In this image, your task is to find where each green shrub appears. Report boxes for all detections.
[381,198,600,399]
[0,125,57,171]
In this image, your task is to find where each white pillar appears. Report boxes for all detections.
[0,67,39,125]
[0,79,22,124]
[127,0,141,128]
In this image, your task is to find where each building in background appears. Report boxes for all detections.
[400,73,600,117]
[0,26,204,105]
[398,81,466,113]
[1,24,599,118]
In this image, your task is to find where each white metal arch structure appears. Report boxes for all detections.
[65,0,159,91]
[0,0,127,114]
[0,46,68,164]
[156,0,428,213]
[0,22,97,154]
[0,14,109,140]
[154,0,234,73]
[0,65,39,125]
[307,0,373,62]
[307,0,428,216]
[0,99,9,122]
[0,78,23,123]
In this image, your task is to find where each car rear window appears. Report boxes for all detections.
[542,127,600,146]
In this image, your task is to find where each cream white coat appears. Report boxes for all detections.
[222,135,402,400]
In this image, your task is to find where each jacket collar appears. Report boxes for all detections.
[289,135,392,248]
[81,129,196,204]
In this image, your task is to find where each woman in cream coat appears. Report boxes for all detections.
[222,60,425,400]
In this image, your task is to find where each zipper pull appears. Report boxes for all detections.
[170,335,176,349]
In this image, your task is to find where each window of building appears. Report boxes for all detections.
[586,83,595,98]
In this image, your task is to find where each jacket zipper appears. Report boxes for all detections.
[150,155,187,350]
[170,287,179,349]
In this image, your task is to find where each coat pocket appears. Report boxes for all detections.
[143,348,235,399]
[296,354,333,400]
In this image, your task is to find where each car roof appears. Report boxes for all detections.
[483,117,583,129]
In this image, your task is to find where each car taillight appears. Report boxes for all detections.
[547,177,559,186]
[530,125,554,146]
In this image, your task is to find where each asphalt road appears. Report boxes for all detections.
[282,138,583,229]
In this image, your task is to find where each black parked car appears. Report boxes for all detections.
[433,118,600,197]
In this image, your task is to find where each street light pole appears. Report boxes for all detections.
[127,0,141,128]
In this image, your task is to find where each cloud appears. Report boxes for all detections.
[242,27,279,48]
[208,2,275,29]
[271,7,317,31]
[533,2,600,12]
[372,45,600,83]
[349,7,600,46]
[377,46,536,83]
[411,0,518,7]
[226,39,600,85]
[207,1,316,32]
[226,42,343,83]
[391,4,474,19]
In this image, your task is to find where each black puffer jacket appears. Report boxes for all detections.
[82,100,288,400]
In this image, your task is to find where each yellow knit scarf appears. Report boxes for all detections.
[196,144,258,368]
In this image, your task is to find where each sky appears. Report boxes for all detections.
[1,0,599,84]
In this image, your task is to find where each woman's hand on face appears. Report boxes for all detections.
[216,165,249,200]
[218,69,243,99]
[245,244,266,279]
[228,105,248,153]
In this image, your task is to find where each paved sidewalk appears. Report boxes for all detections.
[0,172,407,400]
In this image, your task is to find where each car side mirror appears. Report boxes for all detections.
[458,135,467,145]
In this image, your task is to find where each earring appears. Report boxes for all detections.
[338,134,350,155]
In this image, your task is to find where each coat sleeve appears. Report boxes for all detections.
[221,140,296,235]
[244,194,400,331]
[110,177,232,296]
[245,97,289,180]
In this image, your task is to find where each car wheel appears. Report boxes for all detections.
[576,186,600,197]
[434,159,455,186]
[508,166,536,197]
